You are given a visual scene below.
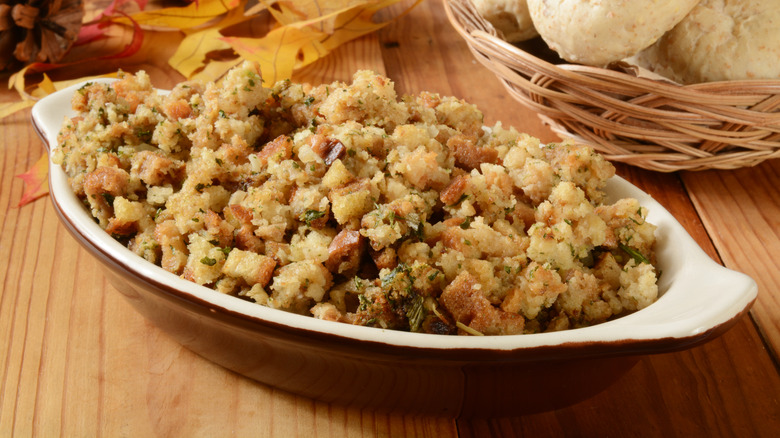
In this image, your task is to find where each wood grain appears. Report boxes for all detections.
[1,0,778,436]
[682,161,780,359]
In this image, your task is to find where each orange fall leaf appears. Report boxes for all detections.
[16,153,50,207]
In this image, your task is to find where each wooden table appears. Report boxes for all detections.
[2,1,779,436]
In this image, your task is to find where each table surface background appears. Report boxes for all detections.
[1,1,779,436]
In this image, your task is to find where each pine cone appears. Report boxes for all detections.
[0,0,84,71]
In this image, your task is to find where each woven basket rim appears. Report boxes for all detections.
[443,0,780,171]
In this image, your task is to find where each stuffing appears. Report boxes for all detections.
[54,61,659,335]
[618,260,659,311]
[222,248,277,287]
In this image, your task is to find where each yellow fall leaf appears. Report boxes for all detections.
[190,58,244,83]
[144,0,421,84]
[2,68,118,119]
[223,25,321,84]
[265,0,368,28]
[0,71,57,119]
[0,100,35,119]
[308,1,393,54]
[169,1,256,78]
[116,0,244,30]
[222,0,422,84]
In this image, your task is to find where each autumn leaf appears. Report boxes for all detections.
[115,0,243,29]
[15,153,50,207]
[103,11,146,59]
[222,25,319,84]
[168,1,254,78]
[220,0,422,84]
[189,58,244,83]
[1,65,64,118]
[76,0,149,45]
[0,101,35,119]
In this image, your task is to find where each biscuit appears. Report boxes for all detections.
[527,0,700,66]
[630,0,780,84]
[473,0,538,43]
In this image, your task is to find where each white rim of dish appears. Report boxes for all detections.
[32,79,758,351]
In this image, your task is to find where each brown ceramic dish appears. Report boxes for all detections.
[32,80,757,417]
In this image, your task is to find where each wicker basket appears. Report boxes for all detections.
[444,0,780,171]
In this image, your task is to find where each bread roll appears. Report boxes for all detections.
[473,0,538,43]
[527,0,700,67]
[630,0,780,84]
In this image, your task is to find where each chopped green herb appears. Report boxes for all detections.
[200,257,217,266]
[101,193,115,206]
[406,294,425,332]
[77,82,93,95]
[358,294,370,311]
[387,211,397,227]
[135,128,151,139]
[619,243,650,265]
[300,209,325,226]
[459,217,472,229]
[406,219,424,241]
[381,263,410,289]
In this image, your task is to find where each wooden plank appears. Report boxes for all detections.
[682,161,780,358]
